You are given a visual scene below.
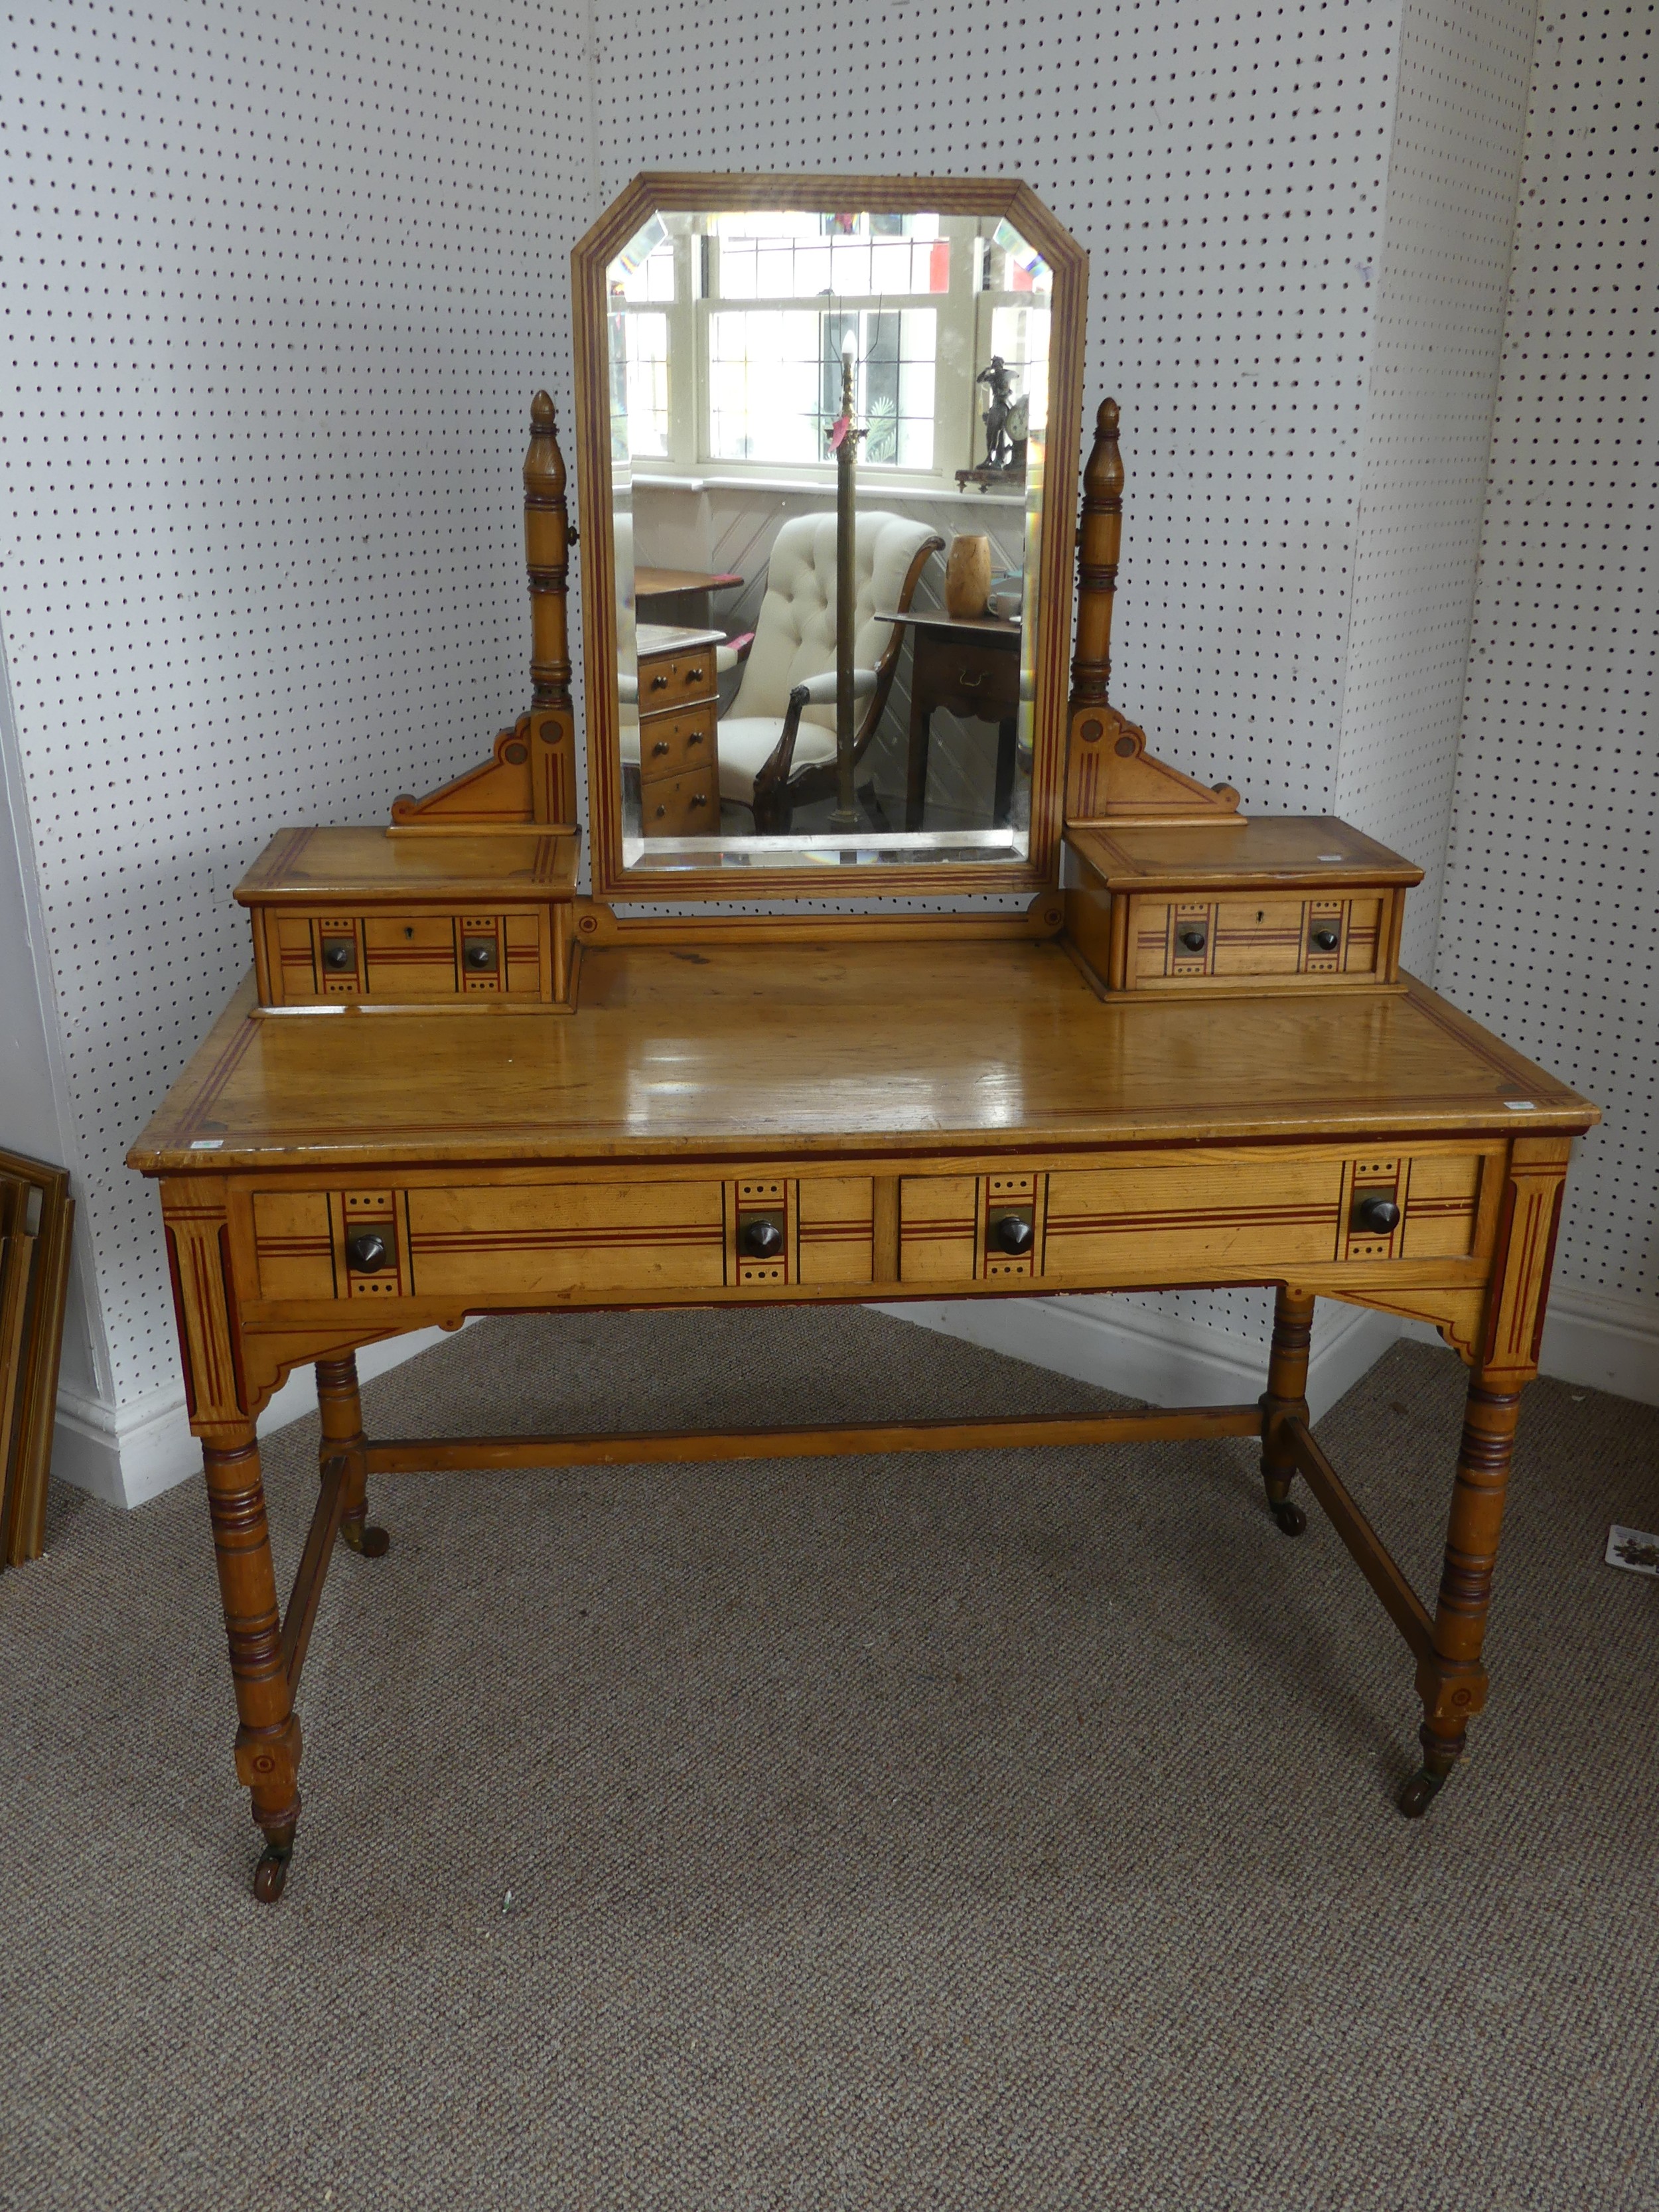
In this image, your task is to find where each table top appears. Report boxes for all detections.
[877,610,1022,638]
[635,622,725,655]
[635,566,743,597]
[129,942,1596,1176]
[1068,817,1424,893]
[235,827,579,906]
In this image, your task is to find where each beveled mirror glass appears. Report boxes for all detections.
[574,177,1086,899]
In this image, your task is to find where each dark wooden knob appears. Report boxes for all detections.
[650,672,669,689]
[741,1218,784,1258]
[687,665,705,681]
[346,1231,389,1273]
[650,738,670,757]
[687,729,705,747]
[1353,1194,1400,1234]
[321,937,355,972]
[990,1213,1034,1256]
[1311,925,1340,952]
[689,791,709,808]
[463,939,497,970]
[1178,926,1207,954]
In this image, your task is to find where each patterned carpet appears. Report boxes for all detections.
[3,1307,1656,2210]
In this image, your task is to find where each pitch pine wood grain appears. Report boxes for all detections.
[130,947,1595,1174]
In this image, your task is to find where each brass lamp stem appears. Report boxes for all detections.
[830,342,863,837]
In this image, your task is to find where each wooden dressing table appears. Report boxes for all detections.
[129,175,1596,1903]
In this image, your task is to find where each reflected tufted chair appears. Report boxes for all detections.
[717,511,943,834]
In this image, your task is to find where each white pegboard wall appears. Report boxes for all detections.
[1334,0,1540,975]
[1435,0,1655,1310]
[0,0,597,1403]
[593,0,1403,820]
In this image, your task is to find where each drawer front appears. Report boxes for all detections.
[1131,895,1387,986]
[639,650,717,711]
[796,1177,877,1286]
[917,635,1021,719]
[407,1183,727,1298]
[240,1155,1494,1315]
[891,1149,1492,1287]
[638,705,718,784]
[640,769,719,838]
[900,1171,1042,1283]
[362,915,464,998]
[1045,1157,1346,1272]
[261,909,553,1005]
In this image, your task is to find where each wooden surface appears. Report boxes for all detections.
[236,827,578,905]
[635,567,742,597]
[130,944,1593,1173]
[881,610,1022,638]
[1067,817,1423,893]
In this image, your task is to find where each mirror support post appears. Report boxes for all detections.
[1071,398,1122,707]
[524,392,577,828]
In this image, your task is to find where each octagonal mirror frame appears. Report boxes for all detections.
[571,173,1088,904]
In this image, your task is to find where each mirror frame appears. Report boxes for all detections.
[572,173,1088,903]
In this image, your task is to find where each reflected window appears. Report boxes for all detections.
[606,207,1050,488]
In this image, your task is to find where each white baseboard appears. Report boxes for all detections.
[1538,1285,1658,1405]
[873,1292,1403,1421]
[50,1282,1653,1516]
[51,1323,474,1511]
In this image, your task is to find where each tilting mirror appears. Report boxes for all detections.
[575,179,1086,896]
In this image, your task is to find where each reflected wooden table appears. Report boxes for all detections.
[128,938,1596,1901]
[635,565,743,632]
[882,611,1023,830]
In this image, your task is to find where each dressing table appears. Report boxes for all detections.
[129,175,1595,1903]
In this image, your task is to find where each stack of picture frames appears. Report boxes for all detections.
[0,1149,74,1568]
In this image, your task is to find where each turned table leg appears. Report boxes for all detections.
[317,1351,388,1558]
[1400,1367,1523,1816]
[1260,1286,1315,1536]
[204,1434,303,1902]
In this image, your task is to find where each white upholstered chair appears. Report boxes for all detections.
[717,511,943,834]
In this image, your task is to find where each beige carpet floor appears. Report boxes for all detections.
[2,1308,1656,2210]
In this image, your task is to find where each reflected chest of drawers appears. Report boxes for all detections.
[634,622,721,838]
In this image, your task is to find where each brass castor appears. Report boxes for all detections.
[1269,1498,1307,1538]
[340,1518,390,1559]
[252,1843,292,1903]
[1398,1767,1447,1819]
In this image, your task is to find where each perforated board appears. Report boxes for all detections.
[1434,0,1656,1311]
[0,0,595,1402]
[1335,0,1540,974]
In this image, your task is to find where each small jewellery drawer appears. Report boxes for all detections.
[640,651,717,709]
[638,705,717,783]
[640,769,719,838]
[238,827,578,1012]
[261,907,560,1005]
[1133,895,1387,986]
[1061,820,1420,997]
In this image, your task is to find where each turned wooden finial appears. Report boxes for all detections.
[524,392,571,713]
[1062,393,1244,826]
[1071,398,1124,707]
